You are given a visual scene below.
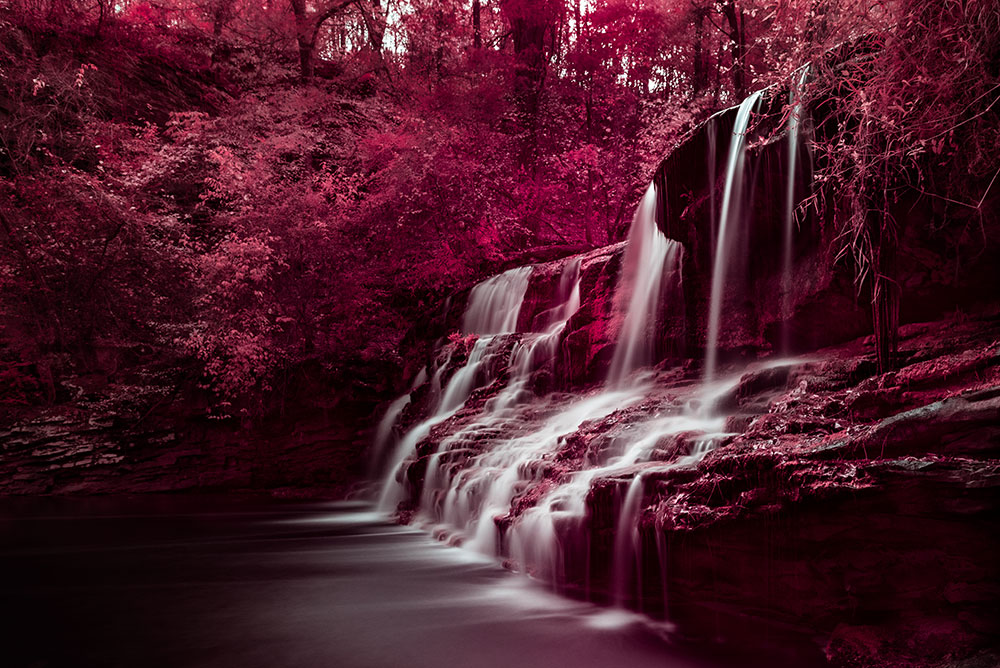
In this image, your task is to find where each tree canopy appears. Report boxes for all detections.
[1,0,996,415]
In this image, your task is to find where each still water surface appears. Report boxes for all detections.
[0,497,818,668]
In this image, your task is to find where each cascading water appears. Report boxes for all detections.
[370,393,411,474]
[369,366,431,475]
[376,352,454,511]
[374,175,741,593]
[379,181,686,566]
[604,97,775,601]
[608,429,727,609]
[443,183,694,580]
[462,267,533,335]
[417,258,588,548]
[704,90,764,384]
[781,67,810,353]
[377,266,533,511]
[612,470,650,608]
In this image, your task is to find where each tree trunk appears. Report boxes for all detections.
[210,0,234,64]
[362,0,385,52]
[473,0,482,49]
[503,0,557,165]
[692,6,708,94]
[721,0,747,99]
[290,0,315,79]
[871,214,900,373]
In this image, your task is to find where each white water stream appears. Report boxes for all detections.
[704,90,764,384]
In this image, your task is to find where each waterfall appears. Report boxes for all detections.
[369,91,810,619]
[493,258,581,413]
[376,351,454,511]
[373,175,724,593]
[369,393,411,474]
[781,67,810,353]
[369,365,431,475]
[607,183,683,387]
[704,90,764,384]
[436,181,688,573]
[611,472,646,607]
[608,431,723,608]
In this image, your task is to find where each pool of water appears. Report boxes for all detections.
[0,496,824,667]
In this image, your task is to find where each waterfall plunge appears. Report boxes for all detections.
[373,177,726,594]
[416,258,586,551]
[371,93,807,612]
[378,180,688,567]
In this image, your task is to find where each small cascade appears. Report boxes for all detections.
[491,258,581,413]
[611,472,646,607]
[377,350,455,511]
[462,386,642,556]
[704,90,764,384]
[369,366,430,475]
[462,266,533,334]
[377,266,534,511]
[369,393,411,474]
[781,67,810,353]
[417,259,586,542]
[609,431,723,609]
[508,394,735,581]
[607,183,683,387]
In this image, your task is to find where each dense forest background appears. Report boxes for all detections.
[1,0,996,425]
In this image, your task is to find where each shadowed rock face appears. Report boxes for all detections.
[650,87,1000,367]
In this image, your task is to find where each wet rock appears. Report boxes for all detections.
[735,363,794,403]
[556,244,625,385]
[816,390,1000,461]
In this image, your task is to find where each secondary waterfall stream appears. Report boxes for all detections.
[704,90,764,384]
[781,66,810,353]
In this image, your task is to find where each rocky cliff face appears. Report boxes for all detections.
[601,315,1000,667]
[0,368,378,497]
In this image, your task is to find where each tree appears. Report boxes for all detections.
[472,0,482,48]
[501,0,562,162]
[289,0,359,79]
